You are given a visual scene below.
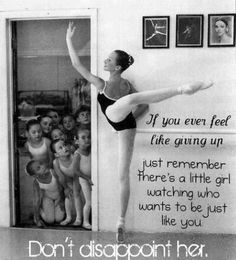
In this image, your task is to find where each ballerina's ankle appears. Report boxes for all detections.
[177,84,194,94]
[177,86,184,94]
[116,217,125,229]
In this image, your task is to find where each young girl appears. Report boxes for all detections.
[39,115,53,139]
[25,159,65,227]
[74,105,91,129]
[47,109,63,130]
[25,119,53,167]
[66,22,213,242]
[51,128,76,153]
[52,139,92,225]
[74,126,92,230]
[62,114,77,143]
[51,128,66,141]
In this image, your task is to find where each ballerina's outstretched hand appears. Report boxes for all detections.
[66,21,76,39]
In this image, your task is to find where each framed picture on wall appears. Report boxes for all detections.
[208,14,236,47]
[143,16,170,48]
[176,14,204,47]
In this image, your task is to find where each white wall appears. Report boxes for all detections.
[0,0,236,233]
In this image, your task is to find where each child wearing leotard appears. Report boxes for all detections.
[74,126,92,229]
[52,139,92,225]
[25,159,65,227]
[25,119,53,167]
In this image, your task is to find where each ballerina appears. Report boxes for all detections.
[66,21,213,243]
[146,19,167,41]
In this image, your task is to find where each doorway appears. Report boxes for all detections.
[5,10,98,230]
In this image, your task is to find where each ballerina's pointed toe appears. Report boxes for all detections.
[116,227,125,244]
[183,81,214,95]
[200,81,214,90]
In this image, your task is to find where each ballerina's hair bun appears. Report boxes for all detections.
[114,50,134,72]
[128,55,134,66]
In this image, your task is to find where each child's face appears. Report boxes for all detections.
[28,124,42,142]
[76,111,91,125]
[40,117,53,134]
[54,140,71,157]
[51,129,66,141]
[63,116,75,131]
[32,161,49,180]
[76,130,91,148]
[48,111,60,126]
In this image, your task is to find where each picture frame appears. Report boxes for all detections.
[143,16,170,48]
[208,13,236,47]
[176,14,204,47]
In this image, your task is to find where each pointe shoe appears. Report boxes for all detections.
[180,81,214,95]
[116,226,125,244]
[199,81,214,91]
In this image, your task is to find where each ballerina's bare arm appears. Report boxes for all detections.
[66,22,104,91]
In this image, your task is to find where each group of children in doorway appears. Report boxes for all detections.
[24,104,92,230]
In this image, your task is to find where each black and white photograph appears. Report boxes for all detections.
[0,1,236,260]
[176,14,204,47]
[208,13,236,47]
[143,16,170,48]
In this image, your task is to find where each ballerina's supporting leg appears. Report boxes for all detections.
[106,81,213,123]
[118,129,136,218]
[116,129,136,242]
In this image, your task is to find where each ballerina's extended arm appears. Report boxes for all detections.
[66,22,104,91]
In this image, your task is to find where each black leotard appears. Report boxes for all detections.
[97,85,136,131]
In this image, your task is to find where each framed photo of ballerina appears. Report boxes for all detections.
[176,14,204,47]
[143,16,170,48]
[208,14,236,47]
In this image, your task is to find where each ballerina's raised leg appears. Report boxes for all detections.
[109,80,213,243]
[106,81,213,123]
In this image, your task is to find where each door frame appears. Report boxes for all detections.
[0,9,99,231]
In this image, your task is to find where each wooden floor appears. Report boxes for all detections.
[0,227,236,260]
